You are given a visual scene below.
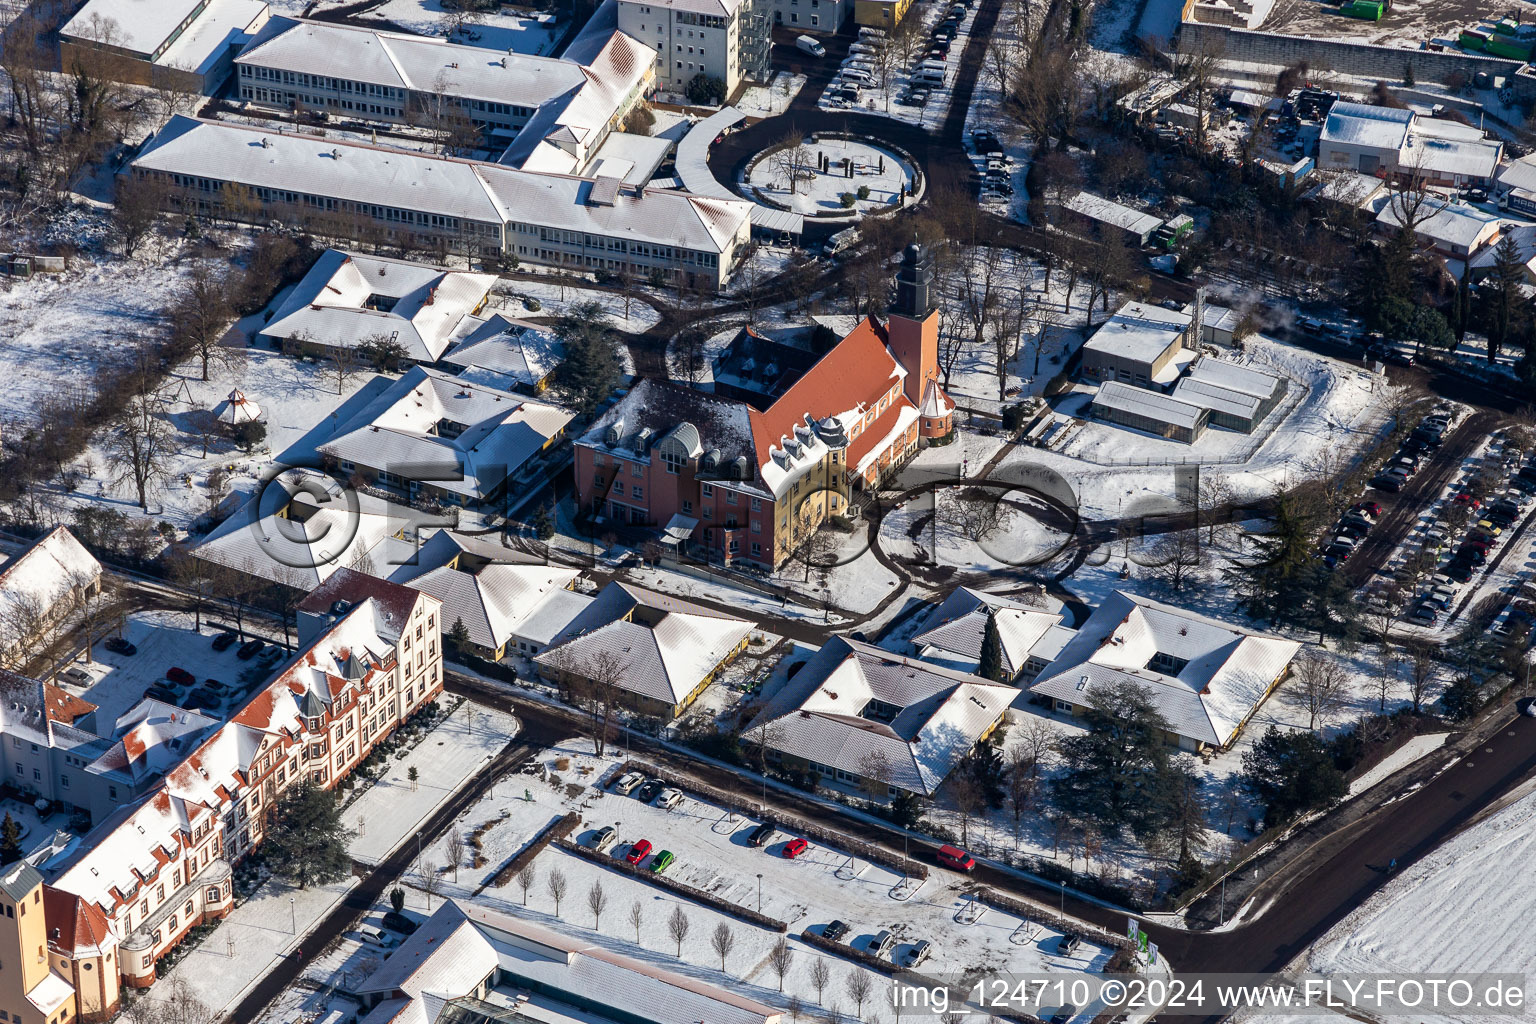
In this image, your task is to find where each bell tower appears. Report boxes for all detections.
[887,242,940,408]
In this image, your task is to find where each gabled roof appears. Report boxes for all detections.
[534,582,752,705]
[442,314,566,391]
[316,366,572,500]
[1027,590,1301,747]
[87,701,219,785]
[1320,101,1413,151]
[746,637,1015,796]
[297,567,429,640]
[263,249,495,363]
[43,886,113,957]
[0,527,101,651]
[407,564,579,652]
[911,587,1063,676]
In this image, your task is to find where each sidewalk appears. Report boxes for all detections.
[150,698,517,1014]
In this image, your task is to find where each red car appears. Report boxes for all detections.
[165,667,195,687]
[1452,493,1482,509]
[625,839,652,865]
[936,844,976,872]
[782,838,809,859]
[1354,501,1383,517]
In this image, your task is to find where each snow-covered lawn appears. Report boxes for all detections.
[879,488,1073,572]
[744,138,914,217]
[394,740,1116,1023]
[1305,784,1536,1022]
[490,278,661,335]
[734,72,806,118]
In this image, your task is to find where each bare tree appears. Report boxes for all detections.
[938,488,1006,543]
[170,268,235,383]
[327,343,363,395]
[547,867,569,916]
[1405,641,1437,713]
[105,391,175,511]
[947,770,983,846]
[1289,649,1350,731]
[548,646,626,756]
[184,407,223,459]
[1198,473,1235,545]
[768,937,794,991]
[114,173,166,258]
[420,859,442,910]
[445,831,465,882]
[810,957,832,1005]
[709,921,736,972]
[515,864,537,905]
[666,905,690,956]
[769,132,814,195]
[1006,745,1038,836]
[1143,529,1206,593]
[586,880,608,930]
[629,899,644,943]
[845,971,874,1020]
[856,749,893,803]
[787,995,804,1024]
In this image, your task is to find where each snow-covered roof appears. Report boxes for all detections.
[1059,192,1162,236]
[534,582,752,706]
[1320,101,1413,152]
[0,527,101,653]
[616,0,745,19]
[61,0,206,57]
[1498,153,1536,193]
[746,636,1016,796]
[132,117,751,256]
[442,314,566,391]
[1185,357,1284,399]
[1375,195,1500,250]
[911,587,1063,677]
[1304,171,1388,208]
[1092,382,1206,431]
[263,249,494,363]
[405,564,579,653]
[316,366,571,501]
[195,469,403,589]
[357,902,500,999]
[1402,130,1502,181]
[86,701,219,786]
[1028,590,1300,747]
[1082,302,1191,364]
[1171,376,1261,419]
[215,388,263,425]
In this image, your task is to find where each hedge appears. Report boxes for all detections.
[486,812,580,890]
[558,838,788,932]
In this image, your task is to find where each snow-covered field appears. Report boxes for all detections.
[490,277,661,335]
[735,72,807,118]
[1306,784,1536,1023]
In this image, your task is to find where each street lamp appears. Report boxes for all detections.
[757,873,763,914]
[290,896,296,934]
[1058,881,1065,922]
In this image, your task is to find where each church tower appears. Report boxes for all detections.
[886,243,953,439]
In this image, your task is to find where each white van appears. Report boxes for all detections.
[795,34,826,57]
[920,58,948,73]
[912,68,946,86]
[858,26,887,39]
[842,68,873,85]
[849,42,880,56]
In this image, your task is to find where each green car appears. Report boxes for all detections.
[650,850,676,874]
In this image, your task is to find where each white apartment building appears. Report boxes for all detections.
[614,0,769,96]
[127,115,753,288]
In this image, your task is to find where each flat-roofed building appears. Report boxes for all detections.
[1079,302,1195,388]
[1170,357,1287,433]
[1090,382,1208,444]
[60,0,271,93]
[1050,191,1163,247]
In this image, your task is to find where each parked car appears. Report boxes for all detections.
[625,839,653,865]
[145,685,179,704]
[869,929,896,958]
[650,850,676,874]
[590,826,619,853]
[105,637,137,656]
[258,645,284,663]
[186,689,222,711]
[166,667,196,687]
[1407,604,1439,625]
[936,844,976,872]
[611,771,644,795]
[904,939,932,967]
[1059,932,1082,955]
[211,631,239,651]
[1337,521,1370,541]
[747,821,778,847]
[782,837,810,859]
[823,920,849,942]
[59,667,92,686]
[1353,501,1383,517]
[653,787,683,810]
[1050,1005,1078,1024]
[382,911,418,934]
[364,928,399,948]
[635,779,664,803]
[237,639,265,660]
[1372,474,1404,493]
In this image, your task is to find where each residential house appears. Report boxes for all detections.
[0,528,103,671]
[1375,195,1501,259]
[533,582,752,718]
[1027,590,1300,751]
[573,244,951,567]
[405,564,583,661]
[770,0,851,32]
[853,0,913,27]
[126,116,753,290]
[442,315,566,394]
[744,636,1015,797]
[261,249,496,365]
[354,899,781,1024]
[613,0,770,96]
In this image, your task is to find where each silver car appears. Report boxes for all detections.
[654,787,683,810]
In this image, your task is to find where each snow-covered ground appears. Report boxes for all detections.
[294,0,565,54]
[1306,783,1536,1023]
[490,277,661,335]
[734,72,806,118]
[390,740,1118,1023]
[743,138,914,217]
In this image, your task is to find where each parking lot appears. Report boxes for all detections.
[72,611,290,724]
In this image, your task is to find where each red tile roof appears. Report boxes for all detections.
[43,886,113,956]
